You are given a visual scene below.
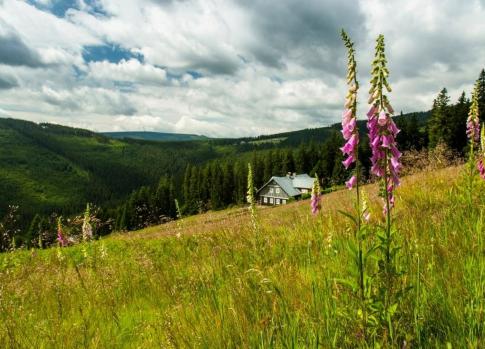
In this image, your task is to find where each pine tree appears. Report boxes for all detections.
[199,164,211,203]
[210,162,223,210]
[222,162,235,206]
[263,151,273,181]
[450,91,470,152]
[251,151,264,189]
[183,165,192,207]
[294,143,309,173]
[428,88,452,148]
[234,160,247,204]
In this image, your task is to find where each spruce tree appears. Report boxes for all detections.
[222,162,235,206]
[428,88,451,148]
[450,91,470,152]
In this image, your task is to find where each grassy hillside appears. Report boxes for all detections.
[1,165,483,347]
[103,131,209,142]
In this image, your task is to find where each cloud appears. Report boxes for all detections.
[0,30,44,67]
[0,0,484,137]
[235,0,366,74]
[0,73,18,89]
[40,86,137,116]
[87,59,168,85]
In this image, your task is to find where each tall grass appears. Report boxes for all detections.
[0,166,483,348]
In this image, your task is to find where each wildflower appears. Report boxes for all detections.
[82,203,93,241]
[367,35,401,212]
[174,199,183,238]
[478,159,485,179]
[311,174,321,215]
[247,163,258,232]
[467,83,480,146]
[57,218,68,247]
[478,125,485,180]
[340,30,360,189]
[345,175,357,190]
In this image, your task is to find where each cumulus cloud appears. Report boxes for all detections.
[40,86,137,115]
[0,0,484,137]
[87,59,168,85]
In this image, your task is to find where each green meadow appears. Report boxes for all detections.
[1,165,483,348]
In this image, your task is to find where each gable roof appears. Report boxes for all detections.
[257,173,315,197]
[291,174,314,189]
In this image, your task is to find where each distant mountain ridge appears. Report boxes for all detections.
[103,131,209,142]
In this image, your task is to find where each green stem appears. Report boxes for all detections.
[469,141,475,205]
[379,80,393,339]
[356,153,367,340]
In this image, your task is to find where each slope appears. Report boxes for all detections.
[0,118,220,220]
[1,165,483,347]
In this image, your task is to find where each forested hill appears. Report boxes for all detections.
[0,111,429,239]
[0,118,219,221]
[103,131,208,142]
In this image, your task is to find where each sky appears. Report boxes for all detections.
[0,0,484,137]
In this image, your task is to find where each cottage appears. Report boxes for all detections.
[256,173,315,205]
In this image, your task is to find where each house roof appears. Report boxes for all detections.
[291,174,314,189]
[257,173,315,197]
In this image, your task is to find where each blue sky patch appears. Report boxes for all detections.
[27,0,109,18]
[165,69,203,81]
[186,70,203,79]
[82,44,144,64]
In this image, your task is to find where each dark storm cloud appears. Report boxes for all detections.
[0,31,44,67]
[181,53,240,75]
[0,74,17,89]
[391,38,466,79]
[236,0,366,74]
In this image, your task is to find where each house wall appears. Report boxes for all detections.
[258,181,291,206]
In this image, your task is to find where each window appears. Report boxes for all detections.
[276,187,280,194]
[282,199,286,204]
[269,187,274,194]
[275,198,280,205]
[264,197,268,203]
[269,197,274,204]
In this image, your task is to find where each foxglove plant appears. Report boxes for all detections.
[82,203,93,242]
[340,30,372,340]
[467,83,480,148]
[340,31,360,191]
[466,82,481,197]
[310,174,321,215]
[57,217,68,247]
[368,35,401,214]
[478,126,485,180]
[174,199,183,238]
[247,163,258,234]
[368,35,406,343]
